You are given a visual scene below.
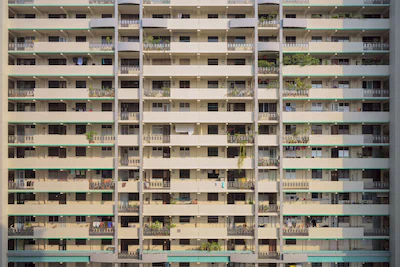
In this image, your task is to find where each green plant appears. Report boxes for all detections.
[199,242,209,251]
[150,220,162,230]
[282,54,320,66]
[161,86,170,97]
[325,59,329,65]
[85,131,97,143]
[258,60,276,68]
[209,242,222,251]
[106,36,112,44]
[247,198,254,205]
[237,141,246,173]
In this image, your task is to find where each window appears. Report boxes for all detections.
[76,36,87,42]
[311,263,322,267]
[48,193,61,201]
[285,125,296,134]
[311,102,323,111]
[180,36,190,42]
[208,216,219,223]
[75,125,86,135]
[102,14,112,18]
[312,169,322,179]
[208,103,218,112]
[285,14,296,18]
[208,147,218,157]
[76,193,86,201]
[227,58,245,65]
[208,81,218,88]
[102,239,112,245]
[208,125,218,135]
[179,216,191,223]
[48,58,66,65]
[179,147,190,157]
[311,125,322,135]
[76,147,86,157]
[76,239,86,245]
[285,170,296,179]
[179,193,190,201]
[208,193,218,201]
[338,148,349,158]
[121,81,139,88]
[179,263,190,267]
[208,170,219,179]
[49,216,59,222]
[312,148,322,158]
[48,239,60,245]
[76,216,86,222]
[208,59,218,65]
[208,14,218,19]
[102,193,112,201]
[48,14,66,18]
[285,36,296,43]
[102,103,112,112]
[76,81,86,88]
[285,239,296,245]
[128,193,139,201]
[208,36,218,42]
[311,36,322,42]
[311,81,322,88]
[102,58,112,65]
[332,36,350,42]
[180,170,190,179]
[76,14,87,19]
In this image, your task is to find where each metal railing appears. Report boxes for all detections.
[89,226,115,236]
[282,181,309,189]
[364,0,389,4]
[228,0,254,3]
[89,43,114,51]
[227,88,254,97]
[8,180,35,189]
[227,227,254,236]
[258,157,279,167]
[92,135,115,143]
[258,20,279,27]
[283,135,310,144]
[227,43,254,51]
[143,43,170,51]
[8,135,34,144]
[119,65,140,74]
[258,67,279,74]
[143,0,170,3]
[89,88,115,97]
[258,112,279,121]
[363,42,389,51]
[119,251,139,259]
[8,88,35,97]
[118,205,139,212]
[8,227,34,236]
[89,0,115,3]
[8,42,34,51]
[89,180,115,190]
[227,134,254,143]
[258,204,279,212]
[119,157,140,166]
[143,134,170,143]
[119,20,140,28]
[364,228,389,236]
[144,88,171,97]
[258,251,280,259]
[143,227,170,236]
[120,112,139,120]
[282,43,309,50]
[363,89,389,97]
[144,180,171,189]
[227,181,254,189]
[364,181,389,189]
[363,135,389,144]
[283,228,309,236]
[282,89,309,97]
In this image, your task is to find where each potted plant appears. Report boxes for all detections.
[85,131,97,143]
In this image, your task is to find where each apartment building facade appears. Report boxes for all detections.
[1,0,399,266]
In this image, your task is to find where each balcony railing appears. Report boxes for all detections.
[258,67,279,74]
[363,135,389,144]
[364,228,389,236]
[258,157,279,167]
[227,227,254,236]
[120,112,139,120]
[144,43,170,51]
[283,42,309,50]
[8,88,34,97]
[119,20,140,28]
[283,135,310,144]
[119,251,139,259]
[89,88,115,97]
[119,204,139,213]
[363,89,389,97]
[8,42,34,51]
[144,88,171,97]
[227,134,254,143]
[144,0,170,3]
[8,135,34,144]
[89,0,115,3]
[8,227,34,236]
[258,251,280,259]
[89,179,115,190]
[258,204,279,213]
[144,180,171,189]
[89,226,115,236]
[119,157,140,167]
[364,181,389,190]
[227,43,254,51]
[119,65,140,74]
[283,228,309,236]
[282,181,309,189]
[143,134,170,143]
[282,89,309,97]
[228,0,254,3]
[258,20,279,27]
[227,88,254,97]
[8,180,35,190]
[227,181,254,189]
[89,43,114,51]
[258,112,279,121]
[363,42,389,51]
[143,227,170,236]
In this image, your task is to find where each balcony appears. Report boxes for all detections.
[283,228,309,236]
[119,65,140,75]
[169,180,228,193]
[144,227,170,236]
[258,252,280,260]
[143,204,254,216]
[119,251,139,259]
[9,204,114,216]
[118,42,140,52]
[143,88,254,99]
[143,0,254,4]
[227,134,254,143]
[258,20,279,28]
[89,226,114,236]
[119,157,140,167]
[8,227,34,236]
[8,179,115,192]
[118,19,140,28]
[89,179,115,190]
[282,65,389,77]
[282,18,389,30]
[8,42,114,53]
[258,112,279,121]
[8,134,114,145]
[364,181,389,190]
[143,65,253,77]
[9,18,90,30]
[258,42,279,52]
[118,204,139,213]
[364,228,389,236]
[143,18,231,30]
[227,181,254,190]
[227,227,254,236]
[282,42,389,53]
[9,111,113,123]
[282,0,389,4]
[143,158,253,169]
[258,158,279,167]
[170,227,228,239]
[8,88,115,99]
[258,67,279,75]
[258,228,278,239]
[144,180,171,190]
[143,112,253,123]
[8,65,114,77]
[282,158,389,170]
[298,135,389,146]
[258,204,279,213]
[8,157,114,169]
[282,181,309,189]
[281,227,389,239]
[282,111,389,123]
[283,204,389,216]
[8,0,116,4]
[283,180,389,192]
[283,135,309,144]
[282,88,389,99]
[119,112,139,121]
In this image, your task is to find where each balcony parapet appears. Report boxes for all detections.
[227,43,254,51]
[8,227,34,236]
[118,19,140,28]
[119,251,139,259]
[283,228,309,236]
[89,179,115,190]
[364,228,389,236]
[258,157,279,167]
[143,134,170,143]
[227,181,255,189]
[89,225,114,236]
[120,112,139,120]
[118,204,139,213]
[259,251,280,259]
[144,43,170,51]
[258,67,279,74]
[258,20,279,27]
[258,204,279,212]
[144,180,171,189]
[283,135,309,144]
[282,181,309,189]
[364,181,389,190]
[227,134,254,144]
[258,112,279,121]
[119,65,140,74]
[227,227,254,236]
[119,157,140,167]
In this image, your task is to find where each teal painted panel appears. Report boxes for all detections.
[168,256,230,263]
[8,256,90,262]
[308,256,389,262]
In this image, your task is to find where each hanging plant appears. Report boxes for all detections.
[237,141,246,173]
